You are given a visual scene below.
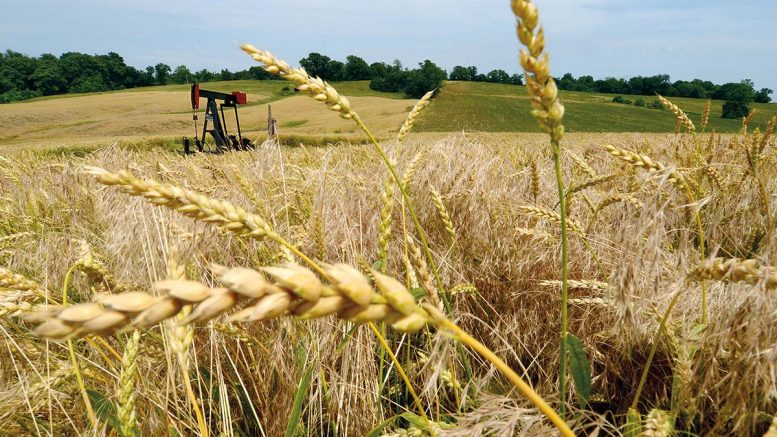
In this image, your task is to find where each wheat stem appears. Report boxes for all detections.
[62,263,98,429]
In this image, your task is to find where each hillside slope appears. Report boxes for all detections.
[2,80,775,151]
[414,81,777,133]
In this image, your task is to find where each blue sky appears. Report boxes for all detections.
[3,0,776,93]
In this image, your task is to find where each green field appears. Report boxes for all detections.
[415,81,777,133]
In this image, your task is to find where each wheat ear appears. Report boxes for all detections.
[429,184,456,246]
[75,240,132,293]
[688,257,777,289]
[657,95,695,133]
[567,151,597,178]
[512,0,573,417]
[398,90,434,144]
[518,205,585,237]
[377,169,395,269]
[406,235,441,306]
[30,264,431,338]
[240,44,354,119]
[512,0,564,142]
[117,329,140,437]
[85,167,276,240]
[530,158,540,201]
[701,99,711,131]
[603,145,687,190]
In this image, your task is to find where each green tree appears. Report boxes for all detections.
[325,60,345,81]
[154,63,171,85]
[486,69,510,84]
[299,52,331,79]
[171,65,192,84]
[720,82,755,119]
[450,65,478,81]
[344,55,372,80]
[30,54,66,95]
[403,60,446,98]
[755,88,773,103]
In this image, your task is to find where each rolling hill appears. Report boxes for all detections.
[1,79,774,152]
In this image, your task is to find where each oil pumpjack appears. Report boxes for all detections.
[183,83,253,153]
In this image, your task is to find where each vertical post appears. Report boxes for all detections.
[267,105,278,140]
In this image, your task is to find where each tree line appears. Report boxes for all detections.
[1,49,773,111]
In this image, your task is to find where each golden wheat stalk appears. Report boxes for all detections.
[75,240,132,293]
[569,173,619,194]
[240,44,354,119]
[117,330,140,437]
[0,267,46,294]
[401,151,426,189]
[512,0,564,143]
[702,166,724,189]
[429,184,456,246]
[405,235,441,306]
[688,257,777,289]
[397,90,434,144]
[595,194,644,212]
[657,95,695,133]
[643,409,674,437]
[377,170,395,267]
[530,158,540,200]
[701,99,711,131]
[518,205,586,237]
[538,279,609,290]
[603,144,688,190]
[85,167,276,241]
[29,264,433,338]
[567,151,597,178]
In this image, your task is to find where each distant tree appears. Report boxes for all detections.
[721,82,755,119]
[30,54,65,95]
[325,60,345,81]
[70,74,108,93]
[247,66,273,80]
[486,69,510,84]
[219,68,234,81]
[595,77,627,94]
[194,69,215,83]
[509,73,523,85]
[369,69,408,93]
[171,65,192,84]
[557,73,576,91]
[344,55,372,80]
[299,52,331,79]
[154,63,171,85]
[450,65,478,81]
[369,62,389,79]
[672,80,707,98]
[403,60,446,98]
[755,87,773,103]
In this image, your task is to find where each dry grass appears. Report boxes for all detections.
[1,123,775,434]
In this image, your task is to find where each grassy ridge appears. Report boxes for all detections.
[415,81,777,133]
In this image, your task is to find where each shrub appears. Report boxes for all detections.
[649,99,664,110]
[634,97,646,107]
[612,95,625,104]
[403,60,446,98]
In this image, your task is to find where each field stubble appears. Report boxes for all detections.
[1,123,776,434]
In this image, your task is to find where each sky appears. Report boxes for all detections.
[2,0,776,94]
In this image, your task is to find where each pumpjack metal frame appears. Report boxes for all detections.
[184,83,252,154]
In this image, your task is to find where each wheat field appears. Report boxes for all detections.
[2,1,777,436]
